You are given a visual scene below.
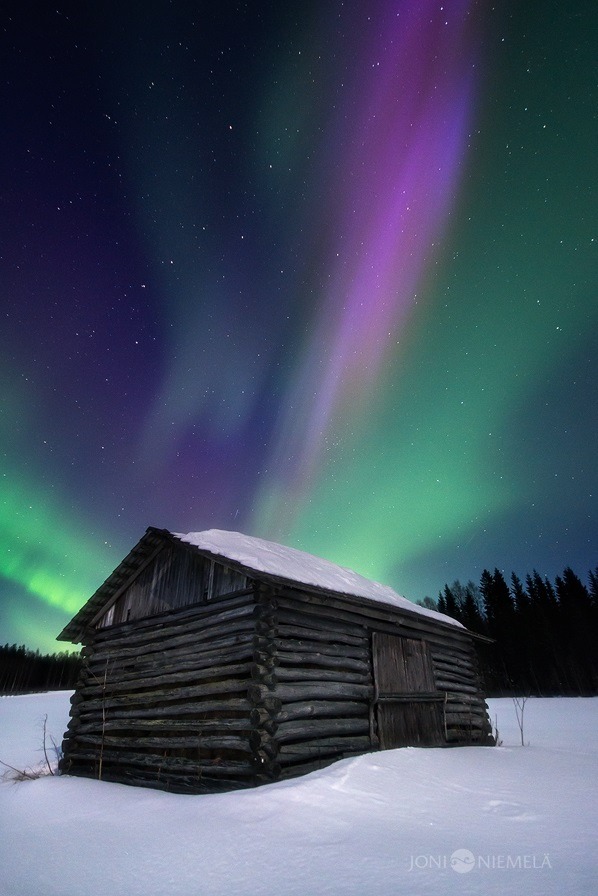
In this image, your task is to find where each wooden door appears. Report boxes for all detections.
[372,632,443,748]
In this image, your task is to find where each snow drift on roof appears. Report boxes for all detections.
[175,529,462,628]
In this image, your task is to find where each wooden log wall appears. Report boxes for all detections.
[252,585,376,780]
[60,590,274,793]
[61,573,493,795]
[257,584,493,778]
[430,644,494,744]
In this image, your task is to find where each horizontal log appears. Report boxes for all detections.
[442,692,486,707]
[276,638,369,662]
[73,717,254,736]
[445,724,492,737]
[275,589,473,649]
[76,679,254,714]
[430,645,477,666]
[88,618,256,665]
[275,623,366,649]
[92,611,256,658]
[434,669,479,686]
[85,643,255,685]
[434,680,480,696]
[275,717,370,744]
[275,605,365,641]
[64,748,256,776]
[72,733,254,753]
[88,629,255,667]
[68,701,256,730]
[249,681,373,704]
[443,696,488,711]
[95,772,253,794]
[443,714,489,728]
[79,662,253,698]
[276,651,370,675]
[275,667,367,685]
[431,655,477,673]
[433,667,478,685]
[92,592,256,646]
[76,698,253,722]
[444,704,488,718]
[376,692,444,703]
[277,734,373,763]
[275,699,368,724]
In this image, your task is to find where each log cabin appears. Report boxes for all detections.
[57,527,494,793]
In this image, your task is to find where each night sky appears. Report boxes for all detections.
[1,1,596,653]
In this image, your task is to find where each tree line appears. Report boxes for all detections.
[3,562,597,698]
[0,643,81,695]
[431,566,598,696]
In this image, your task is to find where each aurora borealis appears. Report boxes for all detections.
[1,1,596,652]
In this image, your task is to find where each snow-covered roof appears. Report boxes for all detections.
[175,529,462,628]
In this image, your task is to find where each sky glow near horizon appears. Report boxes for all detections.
[1,0,596,652]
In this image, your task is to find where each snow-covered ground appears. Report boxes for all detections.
[0,692,596,896]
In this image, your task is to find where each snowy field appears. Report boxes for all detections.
[0,692,596,896]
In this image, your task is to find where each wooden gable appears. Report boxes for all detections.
[95,543,248,630]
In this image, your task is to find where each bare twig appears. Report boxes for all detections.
[512,695,528,746]
[42,714,55,776]
[0,759,37,781]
